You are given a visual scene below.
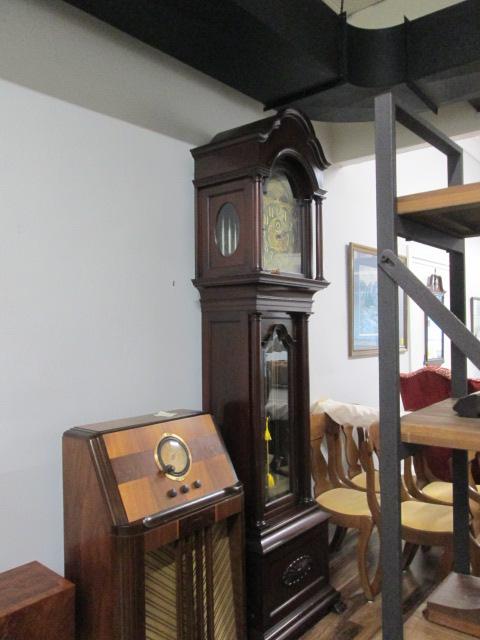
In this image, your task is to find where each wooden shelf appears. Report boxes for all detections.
[401,398,480,450]
[396,182,480,238]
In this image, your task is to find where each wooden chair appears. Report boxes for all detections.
[337,425,380,493]
[360,428,480,580]
[403,453,480,543]
[310,412,381,600]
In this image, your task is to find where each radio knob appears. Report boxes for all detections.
[180,484,190,494]
[193,480,202,489]
[167,488,177,498]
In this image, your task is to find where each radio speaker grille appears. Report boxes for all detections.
[145,521,241,640]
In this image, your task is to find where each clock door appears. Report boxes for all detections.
[195,177,256,280]
[262,172,308,276]
[262,320,298,519]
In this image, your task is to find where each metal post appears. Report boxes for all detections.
[374,91,474,637]
[448,138,469,573]
[450,242,470,573]
[448,152,464,187]
[375,93,403,640]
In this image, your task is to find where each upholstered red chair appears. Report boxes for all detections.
[400,366,480,482]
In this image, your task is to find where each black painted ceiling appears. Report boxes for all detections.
[63,0,480,121]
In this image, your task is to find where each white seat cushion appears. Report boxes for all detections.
[311,398,378,429]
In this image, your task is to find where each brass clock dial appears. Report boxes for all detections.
[262,173,302,275]
[154,433,192,481]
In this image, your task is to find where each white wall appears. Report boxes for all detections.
[0,78,202,574]
[0,0,266,147]
[0,0,273,580]
[310,133,480,407]
[0,0,479,580]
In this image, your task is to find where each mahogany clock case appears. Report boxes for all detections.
[63,409,245,640]
[192,110,340,639]
[192,109,329,290]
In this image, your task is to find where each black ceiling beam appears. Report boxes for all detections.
[279,0,480,119]
[63,0,341,106]
[63,0,480,122]
[407,0,480,81]
[231,0,340,65]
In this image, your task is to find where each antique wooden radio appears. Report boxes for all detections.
[192,109,339,639]
[63,409,245,640]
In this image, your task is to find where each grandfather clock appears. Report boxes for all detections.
[192,109,339,639]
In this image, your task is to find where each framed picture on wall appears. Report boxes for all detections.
[471,297,480,339]
[348,243,408,358]
[424,292,445,366]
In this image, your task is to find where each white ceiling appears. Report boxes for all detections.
[322,0,385,17]
[322,0,466,21]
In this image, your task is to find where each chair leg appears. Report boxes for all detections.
[329,525,347,553]
[470,535,480,576]
[437,547,453,581]
[357,521,379,601]
[370,555,382,597]
[471,512,480,539]
[402,542,419,570]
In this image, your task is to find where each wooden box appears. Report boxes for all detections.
[0,561,74,640]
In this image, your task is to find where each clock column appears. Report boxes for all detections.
[192,109,340,640]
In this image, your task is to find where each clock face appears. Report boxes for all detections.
[155,433,192,480]
[262,173,302,274]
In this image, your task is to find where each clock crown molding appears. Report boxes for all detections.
[210,108,329,167]
[191,108,329,192]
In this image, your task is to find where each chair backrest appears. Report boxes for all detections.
[400,366,451,412]
[400,367,453,482]
[311,412,371,495]
[342,425,363,479]
[359,423,411,508]
[310,412,333,498]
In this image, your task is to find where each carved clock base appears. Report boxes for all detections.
[246,506,340,640]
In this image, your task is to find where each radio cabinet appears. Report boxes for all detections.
[63,409,245,640]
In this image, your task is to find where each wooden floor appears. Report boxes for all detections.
[301,529,477,640]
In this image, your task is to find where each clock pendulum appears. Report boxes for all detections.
[192,109,340,639]
[264,417,275,490]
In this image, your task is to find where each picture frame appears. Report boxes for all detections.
[471,297,480,339]
[424,292,445,366]
[348,242,408,358]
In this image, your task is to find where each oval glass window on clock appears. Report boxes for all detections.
[215,202,240,257]
[262,173,302,274]
[154,433,192,481]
